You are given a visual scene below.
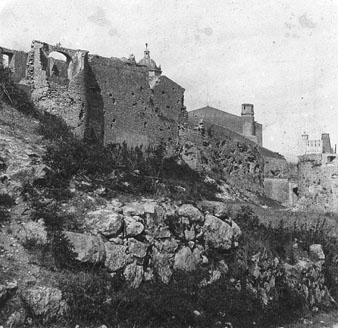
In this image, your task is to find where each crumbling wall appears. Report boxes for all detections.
[88,55,185,147]
[0,47,27,83]
[179,125,265,195]
[151,75,185,124]
[264,156,288,179]
[298,154,338,212]
[28,41,89,139]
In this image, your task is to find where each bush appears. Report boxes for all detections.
[0,65,35,115]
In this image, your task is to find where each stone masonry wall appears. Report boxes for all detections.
[0,47,27,83]
[28,41,89,139]
[298,154,338,212]
[88,55,186,147]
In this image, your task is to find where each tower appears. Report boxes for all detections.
[241,103,255,137]
[321,133,332,153]
[138,43,162,78]
[300,133,309,154]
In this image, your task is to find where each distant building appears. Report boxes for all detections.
[188,104,262,146]
[297,133,338,212]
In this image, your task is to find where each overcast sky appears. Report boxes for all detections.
[1,0,337,161]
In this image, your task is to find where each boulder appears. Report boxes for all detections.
[152,248,174,284]
[124,261,144,288]
[178,204,204,223]
[203,214,241,250]
[155,238,179,253]
[125,217,144,237]
[128,238,148,258]
[184,226,195,241]
[104,243,131,272]
[123,202,145,216]
[85,209,124,237]
[309,244,325,262]
[21,286,68,322]
[197,200,228,218]
[64,231,105,264]
[174,246,199,272]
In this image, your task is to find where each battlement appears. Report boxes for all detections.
[301,133,333,155]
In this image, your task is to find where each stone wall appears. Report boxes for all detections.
[264,178,290,206]
[0,47,27,83]
[188,106,263,147]
[88,55,186,146]
[179,124,265,195]
[298,153,338,212]
[27,41,89,139]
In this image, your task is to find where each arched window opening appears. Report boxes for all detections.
[2,54,10,67]
[47,51,72,86]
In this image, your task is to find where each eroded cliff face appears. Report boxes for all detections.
[179,127,265,197]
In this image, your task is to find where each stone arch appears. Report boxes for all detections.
[47,51,73,86]
[2,54,11,67]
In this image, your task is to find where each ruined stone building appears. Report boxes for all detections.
[297,133,338,212]
[0,41,187,146]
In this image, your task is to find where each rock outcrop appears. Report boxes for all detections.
[63,200,242,286]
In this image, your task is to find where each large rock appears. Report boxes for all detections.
[123,202,145,216]
[64,231,105,264]
[174,246,200,272]
[152,248,174,284]
[85,209,124,237]
[104,243,131,272]
[125,217,144,237]
[128,238,148,258]
[203,214,241,250]
[309,244,325,262]
[178,204,204,223]
[124,261,144,288]
[197,200,228,218]
[21,286,68,322]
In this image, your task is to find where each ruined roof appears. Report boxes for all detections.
[190,105,241,120]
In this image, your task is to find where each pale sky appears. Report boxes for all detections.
[1,0,338,161]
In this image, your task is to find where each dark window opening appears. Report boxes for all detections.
[140,86,143,91]
[292,187,299,196]
[168,137,172,142]
[167,127,171,130]
[162,90,165,95]
[109,93,113,97]
[131,92,135,96]
[166,105,170,109]
[47,51,71,86]
[144,121,148,128]
[79,108,84,120]
[133,102,137,107]
[2,54,10,67]
[112,98,116,104]
[112,118,116,123]
[327,155,336,164]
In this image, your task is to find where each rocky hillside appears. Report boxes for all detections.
[1,99,338,328]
